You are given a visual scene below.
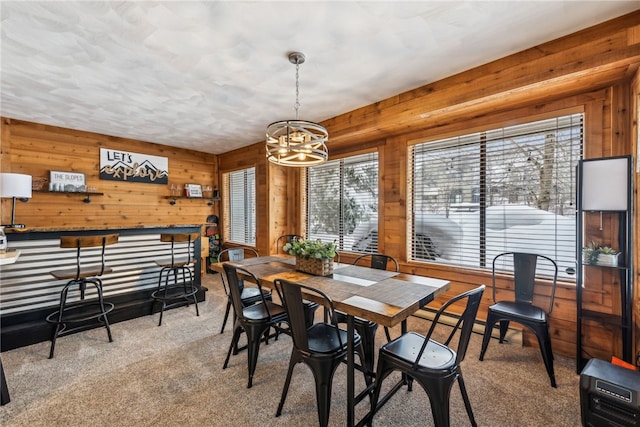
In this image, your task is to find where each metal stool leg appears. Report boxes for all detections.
[49,282,73,359]
[91,278,113,342]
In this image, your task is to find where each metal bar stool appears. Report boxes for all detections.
[151,232,200,326]
[46,233,119,359]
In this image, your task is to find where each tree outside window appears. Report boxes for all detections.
[410,114,583,278]
[307,153,378,252]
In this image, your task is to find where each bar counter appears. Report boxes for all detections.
[0,225,205,351]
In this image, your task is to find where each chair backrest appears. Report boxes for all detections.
[60,233,119,249]
[414,285,485,368]
[492,252,558,313]
[276,278,342,353]
[60,233,119,278]
[217,247,259,262]
[217,247,259,295]
[223,263,271,321]
[160,232,199,265]
[353,253,399,272]
[276,234,302,253]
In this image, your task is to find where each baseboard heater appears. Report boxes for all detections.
[413,308,523,345]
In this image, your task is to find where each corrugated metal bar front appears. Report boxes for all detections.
[0,228,200,315]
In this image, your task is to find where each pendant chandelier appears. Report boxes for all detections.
[266,52,328,167]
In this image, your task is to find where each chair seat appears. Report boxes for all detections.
[155,258,193,268]
[243,301,287,322]
[51,265,113,280]
[307,323,361,354]
[381,331,457,372]
[489,301,547,323]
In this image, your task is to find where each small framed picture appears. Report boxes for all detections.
[185,183,202,198]
[49,171,86,192]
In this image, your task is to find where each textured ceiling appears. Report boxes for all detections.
[1,1,638,154]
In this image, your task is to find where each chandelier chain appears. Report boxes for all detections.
[295,61,300,120]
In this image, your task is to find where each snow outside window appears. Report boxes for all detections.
[409,113,583,280]
[306,152,379,252]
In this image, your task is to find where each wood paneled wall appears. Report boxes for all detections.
[219,11,640,360]
[0,119,218,228]
[2,11,638,361]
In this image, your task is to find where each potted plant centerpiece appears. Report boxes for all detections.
[283,238,337,276]
[582,241,620,267]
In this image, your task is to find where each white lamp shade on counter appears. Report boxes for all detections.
[0,173,32,199]
[1,173,32,228]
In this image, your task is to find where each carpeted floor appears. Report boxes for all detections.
[0,274,581,426]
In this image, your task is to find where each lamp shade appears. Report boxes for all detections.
[0,173,32,199]
[579,157,629,211]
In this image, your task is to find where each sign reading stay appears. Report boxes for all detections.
[100,148,168,184]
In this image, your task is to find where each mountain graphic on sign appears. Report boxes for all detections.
[100,160,168,178]
[137,160,168,178]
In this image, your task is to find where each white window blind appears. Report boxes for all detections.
[223,167,256,245]
[306,152,378,252]
[409,113,583,278]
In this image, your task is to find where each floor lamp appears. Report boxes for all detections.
[0,173,32,229]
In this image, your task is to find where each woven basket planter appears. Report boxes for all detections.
[296,256,333,276]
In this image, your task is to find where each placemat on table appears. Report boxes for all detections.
[336,265,398,281]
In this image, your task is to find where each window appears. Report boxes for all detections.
[306,152,378,252]
[223,167,256,245]
[409,113,583,278]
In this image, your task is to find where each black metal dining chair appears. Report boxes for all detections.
[353,253,399,344]
[368,285,485,427]
[275,278,370,427]
[222,263,288,388]
[217,247,272,334]
[352,253,399,272]
[479,252,559,387]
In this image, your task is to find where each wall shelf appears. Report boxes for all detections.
[166,196,220,206]
[35,190,104,203]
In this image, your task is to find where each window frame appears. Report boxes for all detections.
[222,166,256,246]
[304,151,379,253]
[407,110,584,280]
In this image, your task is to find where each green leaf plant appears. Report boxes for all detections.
[283,238,337,259]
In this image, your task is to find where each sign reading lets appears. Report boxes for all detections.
[100,148,168,184]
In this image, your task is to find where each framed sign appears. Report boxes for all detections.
[185,184,202,198]
[99,148,168,185]
[49,171,86,192]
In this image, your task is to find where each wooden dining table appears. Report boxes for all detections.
[213,254,450,426]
